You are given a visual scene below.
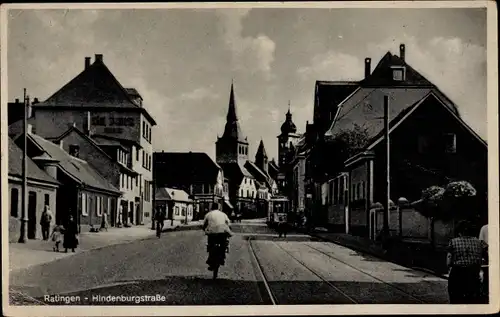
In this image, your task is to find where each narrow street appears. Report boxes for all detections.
[10,220,449,305]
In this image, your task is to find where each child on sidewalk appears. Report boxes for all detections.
[51,225,64,252]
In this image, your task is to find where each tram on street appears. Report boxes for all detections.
[267,196,291,228]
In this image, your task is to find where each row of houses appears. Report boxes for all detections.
[152,84,286,220]
[8,54,157,241]
[281,44,488,239]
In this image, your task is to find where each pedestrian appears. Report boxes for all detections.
[63,214,79,253]
[277,216,288,238]
[40,205,53,240]
[100,212,109,232]
[51,224,64,252]
[446,220,488,304]
[155,207,166,238]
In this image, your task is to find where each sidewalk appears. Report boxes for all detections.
[9,220,205,272]
[303,227,450,279]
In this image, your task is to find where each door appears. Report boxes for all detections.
[28,191,37,239]
[129,201,134,224]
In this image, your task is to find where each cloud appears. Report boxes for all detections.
[216,9,276,79]
[297,51,364,81]
[180,87,220,101]
[366,35,487,138]
[297,34,487,139]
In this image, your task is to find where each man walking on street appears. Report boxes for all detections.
[40,205,53,240]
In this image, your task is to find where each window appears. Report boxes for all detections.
[444,133,457,153]
[10,188,19,217]
[149,127,152,142]
[44,194,50,207]
[96,196,103,217]
[81,193,88,216]
[136,176,138,186]
[148,156,151,170]
[339,177,344,204]
[121,174,124,188]
[181,207,186,217]
[69,144,80,158]
[136,148,140,161]
[392,66,405,81]
[333,179,339,204]
[352,184,356,201]
[142,151,145,167]
[175,206,180,216]
[142,122,145,137]
[126,176,129,189]
[247,190,249,197]
[357,183,361,200]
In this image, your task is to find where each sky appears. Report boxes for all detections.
[7,7,487,162]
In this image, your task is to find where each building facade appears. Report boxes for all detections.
[28,54,156,226]
[8,137,60,242]
[153,151,225,220]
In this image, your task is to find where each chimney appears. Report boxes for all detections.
[400,44,405,62]
[85,57,91,69]
[33,98,39,104]
[59,140,64,149]
[27,124,33,134]
[15,98,19,103]
[365,58,372,78]
[95,54,103,63]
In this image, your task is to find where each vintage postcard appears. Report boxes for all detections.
[1,1,498,316]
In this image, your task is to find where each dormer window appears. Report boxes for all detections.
[391,66,406,81]
[69,145,80,158]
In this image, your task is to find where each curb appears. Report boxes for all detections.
[305,229,449,280]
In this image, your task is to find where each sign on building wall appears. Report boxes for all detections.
[92,116,136,134]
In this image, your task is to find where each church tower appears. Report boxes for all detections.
[255,139,268,174]
[216,82,249,165]
[277,101,298,167]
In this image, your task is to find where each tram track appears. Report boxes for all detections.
[305,243,426,304]
[247,237,358,304]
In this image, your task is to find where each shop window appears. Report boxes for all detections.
[10,188,19,217]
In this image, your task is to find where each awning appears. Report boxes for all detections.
[224,199,234,209]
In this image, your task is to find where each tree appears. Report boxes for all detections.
[323,123,370,176]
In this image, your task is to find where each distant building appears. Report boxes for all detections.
[215,83,279,217]
[154,187,194,224]
[15,130,122,232]
[153,151,225,220]
[24,54,156,226]
[8,137,60,242]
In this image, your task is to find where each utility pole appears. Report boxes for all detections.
[383,95,390,237]
[18,89,28,243]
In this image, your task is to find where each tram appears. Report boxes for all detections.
[267,196,291,228]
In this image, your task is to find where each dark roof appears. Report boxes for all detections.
[8,137,60,185]
[28,133,121,195]
[218,162,253,186]
[32,56,156,125]
[220,83,248,143]
[52,126,137,175]
[244,161,271,188]
[314,81,360,112]
[361,52,434,87]
[154,152,221,187]
[8,117,36,140]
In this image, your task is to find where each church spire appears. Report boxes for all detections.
[256,139,268,159]
[255,139,268,174]
[221,81,247,143]
[226,81,238,122]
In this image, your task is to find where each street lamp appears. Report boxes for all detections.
[18,89,29,243]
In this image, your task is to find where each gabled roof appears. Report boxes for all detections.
[155,187,192,202]
[324,87,459,141]
[51,126,137,175]
[366,92,487,149]
[32,56,156,125]
[154,152,222,186]
[8,137,60,185]
[244,161,271,188]
[218,162,254,186]
[43,57,139,107]
[26,133,121,195]
[314,81,360,115]
[361,52,434,87]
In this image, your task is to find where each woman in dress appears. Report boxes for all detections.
[63,214,79,253]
